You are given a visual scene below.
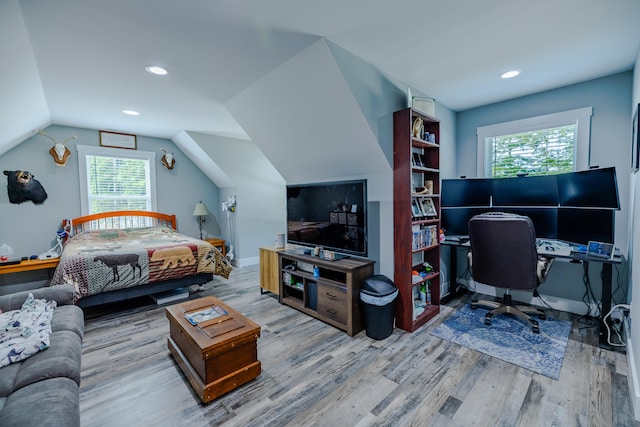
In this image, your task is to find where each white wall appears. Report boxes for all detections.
[628,47,640,422]
[455,72,633,309]
[0,125,221,292]
[186,132,286,267]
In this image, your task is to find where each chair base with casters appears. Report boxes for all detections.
[467,212,555,335]
[471,292,546,333]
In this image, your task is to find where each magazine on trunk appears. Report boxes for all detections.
[185,305,228,325]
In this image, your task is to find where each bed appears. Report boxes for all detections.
[50,210,232,307]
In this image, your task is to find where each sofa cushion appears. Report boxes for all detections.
[51,305,84,340]
[0,376,79,427]
[14,329,82,390]
[0,329,82,397]
[0,285,75,313]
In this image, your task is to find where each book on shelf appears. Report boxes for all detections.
[412,225,438,249]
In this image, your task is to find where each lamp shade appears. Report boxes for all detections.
[193,201,209,216]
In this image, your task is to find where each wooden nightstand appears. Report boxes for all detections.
[204,238,226,256]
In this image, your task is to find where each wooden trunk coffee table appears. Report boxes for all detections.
[165,296,261,403]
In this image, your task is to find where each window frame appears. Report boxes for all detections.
[476,107,593,178]
[77,144,157,216]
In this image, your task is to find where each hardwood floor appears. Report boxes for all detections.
[79,266,639,426]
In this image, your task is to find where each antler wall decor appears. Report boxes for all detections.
[160,147,175,170]
[38,129,77,166]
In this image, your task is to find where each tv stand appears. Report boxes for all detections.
[278,251,374,336]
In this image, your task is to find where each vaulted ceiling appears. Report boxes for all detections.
[2,0,639,171]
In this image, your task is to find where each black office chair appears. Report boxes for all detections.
[467,212,554,333]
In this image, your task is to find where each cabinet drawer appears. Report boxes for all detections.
[317,282,347,325]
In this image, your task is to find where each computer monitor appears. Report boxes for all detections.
[441,179,492,207]
[492,175,559,207]
[557,208,615,245]
[441,207,488,236]
[492,207,558,239]
[556,167,620,209]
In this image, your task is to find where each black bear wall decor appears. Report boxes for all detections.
[3,170,48,204]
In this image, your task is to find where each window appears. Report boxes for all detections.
[78,145,157,215]
[477,107,592,178]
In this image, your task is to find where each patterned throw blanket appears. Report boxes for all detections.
[50,226,231,300]
[0,294,56,367]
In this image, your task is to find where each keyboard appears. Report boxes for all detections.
[536,239,572,256]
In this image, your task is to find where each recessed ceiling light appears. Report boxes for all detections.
[500,70,520,79]
[122,110,140,116]
[145,65,169,76]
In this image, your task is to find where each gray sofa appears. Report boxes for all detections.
[0,285,84,427]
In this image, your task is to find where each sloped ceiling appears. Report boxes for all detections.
[1,0,639,184]
[226,40,391,184]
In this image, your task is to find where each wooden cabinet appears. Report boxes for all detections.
[393,107,441,332]
[259,247,284,295]
[278,251,374,336]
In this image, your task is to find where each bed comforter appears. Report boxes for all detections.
[50,226,229,299]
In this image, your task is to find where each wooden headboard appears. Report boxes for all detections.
[63,210,177,235]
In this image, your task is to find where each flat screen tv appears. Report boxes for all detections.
[286,179,367,257]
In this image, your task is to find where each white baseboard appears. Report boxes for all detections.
[233,255,259,268]
[626,318,640,421]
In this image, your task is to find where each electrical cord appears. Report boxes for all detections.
[611,263,626,307]
[603,304,631,347]
[577,262,599,330]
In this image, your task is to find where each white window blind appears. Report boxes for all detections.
[477,107,592,178]
[78,145,157,215]
[487,125,576,178]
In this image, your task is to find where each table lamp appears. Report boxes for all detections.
[193,201,209,240]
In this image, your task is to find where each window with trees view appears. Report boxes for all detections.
[78,145,157,215]
[477,107,592,178]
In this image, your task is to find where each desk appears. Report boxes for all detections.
[441,238,623,349]
[0,258,60,275]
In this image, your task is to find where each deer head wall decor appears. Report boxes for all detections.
[38,129,77,166]
[160,147,175,170]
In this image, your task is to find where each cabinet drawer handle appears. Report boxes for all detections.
[327,309,337,315]
[326,292,337,298]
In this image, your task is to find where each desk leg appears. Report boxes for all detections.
[598,262,617,350]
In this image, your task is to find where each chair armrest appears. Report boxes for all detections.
[536,256,554,284]
[0,284,75,312]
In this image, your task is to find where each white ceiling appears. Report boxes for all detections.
[3,0,640,147]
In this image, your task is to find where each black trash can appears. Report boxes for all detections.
[360,274,398,340]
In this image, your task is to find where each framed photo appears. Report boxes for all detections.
[100,131,137,149]
[412,152,424,168]
[411,199,423,218]
[420,197,437,217]
[633,104,640,171]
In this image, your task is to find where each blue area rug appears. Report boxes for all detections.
[431,304,572,380]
